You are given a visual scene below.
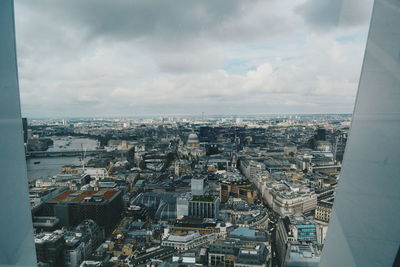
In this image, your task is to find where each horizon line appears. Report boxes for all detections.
[24,112,352,120]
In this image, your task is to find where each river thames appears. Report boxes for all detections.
[26,136,98,181]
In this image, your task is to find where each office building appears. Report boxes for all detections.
[32,216,60,232]
[35,230,65,267]
[176,195,190,218]
[228,227,269,243]
[284,243,320,267]
[133,192,177,220]
[208,240,238,267]
[263,183,317,217]
[162,231,211,251]
[220,181,257,204]
[240,159,265,180]
[321,1,400,264]
[235,244,269,267]
[276,214,317,266]
[22,117,28,143]
[64,233,85,267]
[315,197,334,223]
[188,196,220,219]
[316,128,326,141]
[208,240,270,267]
[199,126,215,142]
[172,217,218,235]
[42,190,122,234]
[191,177,206,196]
[0,2,37,264]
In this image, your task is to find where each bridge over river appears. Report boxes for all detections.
[26,149,106,158]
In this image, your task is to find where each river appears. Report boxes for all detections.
[26,136,99,181]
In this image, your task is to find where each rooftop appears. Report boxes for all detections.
[34,230,64,244]
[32,216,60,227]
[228,227,268,242]
[288,214,313,225]
[236,244,268,265]
[285,244,320,265]
[191,195,216,202]
[167,231,201,242]
[49,190,118,203]
[230,227,257,238]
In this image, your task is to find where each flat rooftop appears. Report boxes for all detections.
[230,227,257,238]
[49,190,118,203]
[35,230,64,244]
[191,195,217,202]
[285,244,320,264]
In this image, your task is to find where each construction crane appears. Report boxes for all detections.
[81,144,87,171]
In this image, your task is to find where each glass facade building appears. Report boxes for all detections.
[297,224,317,243]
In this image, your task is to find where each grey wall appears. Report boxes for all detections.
[320,0,400,266]
[0,0,37,266]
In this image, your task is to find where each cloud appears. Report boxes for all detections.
[107,35,364,115]
[16,0,242,42]
[296,0,374,31]
[14,0,372,117]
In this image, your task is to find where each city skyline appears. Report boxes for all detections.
[2,1,399,266]
[16,0,373,117]
[27,113,353,121]
[23,114,349,267]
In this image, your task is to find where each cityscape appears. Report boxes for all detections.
[2,0,400,266]
[25,114,349,266]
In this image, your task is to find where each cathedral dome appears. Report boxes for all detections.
[188,133,199,141]
[187,133,200,148]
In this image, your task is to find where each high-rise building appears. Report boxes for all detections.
[42,190,122,234]
[22,117,28,143]
[199,126,215,142]
[276,215,317,266]
[188,196,220,219]
[0,1,37,265]
[316,128,326,141]
[191,177,206,196]
[35,230,65,267]
[64,233,85,267]
[320,1,400,266]
[176,195,190,218]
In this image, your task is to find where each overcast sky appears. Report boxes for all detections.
[15,0,374,118]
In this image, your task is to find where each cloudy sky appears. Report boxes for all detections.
[15,0,374,117]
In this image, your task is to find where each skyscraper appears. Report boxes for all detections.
[22,117,28,143]
[320,0,400,266]
[0,0,37,265]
